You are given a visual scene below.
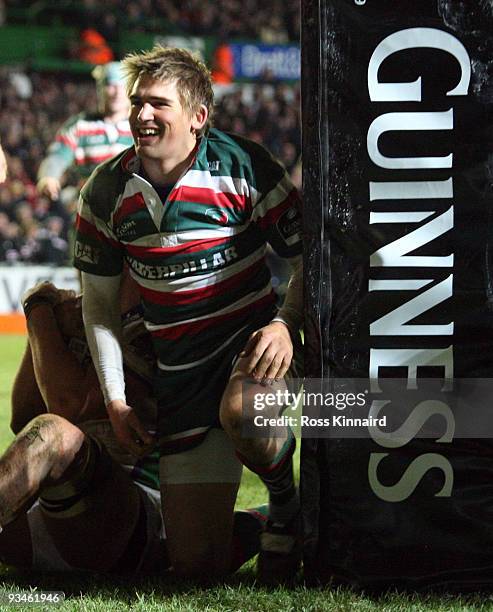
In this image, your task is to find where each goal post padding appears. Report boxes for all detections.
[301,0,493,589]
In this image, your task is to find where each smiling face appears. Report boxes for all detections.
[129,75,208,182]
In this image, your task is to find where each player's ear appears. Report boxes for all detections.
[191,105,208,133]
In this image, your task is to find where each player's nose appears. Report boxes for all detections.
[138,102,154,121]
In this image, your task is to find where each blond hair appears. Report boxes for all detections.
[122,46,214,133]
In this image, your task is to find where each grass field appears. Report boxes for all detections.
[0,335,491,611]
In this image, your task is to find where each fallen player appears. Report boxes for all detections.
[0,281,265,575]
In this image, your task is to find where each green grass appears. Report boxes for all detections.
[0,335,23,451]
[0,336,490,611]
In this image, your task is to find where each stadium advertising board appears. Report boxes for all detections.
[0,266,79,314]
[229,43,300,81]
[302,0,493,589]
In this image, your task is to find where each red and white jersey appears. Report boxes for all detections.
[74,128,302,369]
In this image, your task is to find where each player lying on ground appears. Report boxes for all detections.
[0,282,265,575]
[75,46,303,583]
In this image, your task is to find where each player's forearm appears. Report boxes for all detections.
[27,305,88,419]
[10,343,45,433]
[272,254,303,333]
[81,272,126,405]
[37,152,70,181]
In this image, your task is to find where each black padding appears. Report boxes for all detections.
[301,0,493,590]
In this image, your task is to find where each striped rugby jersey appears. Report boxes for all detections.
[74,128,302,376]
[43,111,133,179]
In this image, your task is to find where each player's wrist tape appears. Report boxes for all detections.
[271,316,291,330]
[22,295,55,319]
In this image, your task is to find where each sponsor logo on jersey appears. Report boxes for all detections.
[116,219,138,240]
[277,207,301,246]
[205,208,229,224]
[85,134,107,145]
[74,240,101,265]
[127,246,238,280]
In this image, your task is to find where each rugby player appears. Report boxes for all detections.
[0,281,266,576]
[0,280,164,574]
[37,62,133,201]
[73,46,303,583]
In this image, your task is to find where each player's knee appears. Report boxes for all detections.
[219,382,244,434]
[18,414,65,451]
[220,375,262,435]
[21,413,85,481]
[39,435,109,520]
[48,423,86,482]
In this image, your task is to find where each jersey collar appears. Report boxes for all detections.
[121,147,140,174]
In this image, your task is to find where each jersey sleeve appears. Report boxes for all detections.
[250,155,302,259]
[37,116,79,180]
[73,188,124,277]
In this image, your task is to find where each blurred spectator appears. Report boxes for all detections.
[14,201,37,236]
[0,215,22,263]
[18,224,41,263]
[9,70,32,99]
[211,42,234,85]
[76,29,114,65]
[35,216,69,265]
[259,15,289,44]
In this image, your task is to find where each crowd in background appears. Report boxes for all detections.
[0,70,92,265]
[5,0,300,44]
[0,68,301,265]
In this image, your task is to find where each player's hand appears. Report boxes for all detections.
[22,281,67,318]
[22,281,76,313]
[106,399,155,456]
[239,321,293,383]
[23,281,75,307]
[37,176,61,200]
